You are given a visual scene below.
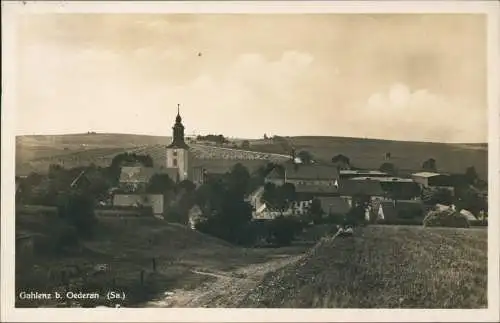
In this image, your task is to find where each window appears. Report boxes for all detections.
[173,159,177,167]
[173,150,178,157]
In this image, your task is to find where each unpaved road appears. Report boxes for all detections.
[145,254,305,308]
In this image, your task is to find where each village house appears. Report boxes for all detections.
[317,196,351,217]
[265,162,340,187]
[411,172,453,189]
[339,170,391,180]
[371,199,425,222]
[349,176,421,200]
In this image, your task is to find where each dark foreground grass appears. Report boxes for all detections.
[239,225,487,308]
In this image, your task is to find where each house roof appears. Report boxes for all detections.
[119,166,178,183]
[337,180,385,196]
[317,196,351,215]
[411,172,442,178]
[294,179,386,196]
[340,170,388,175]
[295,184,339,194]
[350,176,414,183]
[268,163,339,180]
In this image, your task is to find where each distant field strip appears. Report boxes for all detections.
[17,144,290,174]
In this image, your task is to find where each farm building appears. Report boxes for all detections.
[265,162,339,187]
[350,177,421,200]
[337,180,386,199]
[339,170,391,180]
[118,166,177,193]
[371,200,424,222]
[317,196,351,216]
[112,194,164,216]
[411,172,453,188]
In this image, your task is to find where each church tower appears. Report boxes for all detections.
[166,104,190,182]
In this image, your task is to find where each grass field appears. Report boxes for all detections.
[239,225,487,308]
[249,136,488,179]
[15,213,309,308]
[16,133,488,180]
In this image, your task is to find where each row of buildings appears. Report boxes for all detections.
[98,107,465,224]
[247,160,461,222]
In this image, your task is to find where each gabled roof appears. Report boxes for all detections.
[350,176,414,183]
[119,167,178,183]
[340,170,388,175]
[267,162,339,180]
[119,167,156,183]
[337,180,385,196]
[411,172,442,178]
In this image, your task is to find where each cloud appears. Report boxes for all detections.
[360,83,486,142]
[16,46,318,137]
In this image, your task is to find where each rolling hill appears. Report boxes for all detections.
[238,225,487,308]
[15,133,488,180]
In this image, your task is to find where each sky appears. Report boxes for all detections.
[15,14,487,142]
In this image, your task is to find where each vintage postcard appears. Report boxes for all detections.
[1,1,499,322]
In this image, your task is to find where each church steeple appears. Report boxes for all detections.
[175,104,182,123]
[167,104,189,149]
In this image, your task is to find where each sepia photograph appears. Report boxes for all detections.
[2,1,499,322]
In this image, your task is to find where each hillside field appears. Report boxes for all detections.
[15,212,310,308]
[239,225,487,308]
[249,136,488,179]
[16,134,488,180]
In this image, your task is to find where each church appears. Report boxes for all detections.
[117,104,204,193]
[164,104,192,182]
[113,105,203,217]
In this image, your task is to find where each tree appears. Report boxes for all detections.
[226,163,251,198]
[455,187,487,215]
[422,158,437,172]
[332,154,351,169]
[146,174,175,194]
[380,162,397,175]
[421,187,453,206]
[177,179,196,193]
[465,166,479,185]
[57,191,97,237]
[308,198,324,224]
[297,150,313,164]
[267,216,303,246]
[241,140,250,149]
[261,182,296,216]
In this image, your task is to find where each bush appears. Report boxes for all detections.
[57,192,97,237]
[267,216,304,246]
[423,209,470,228]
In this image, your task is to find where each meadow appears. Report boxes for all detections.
[16,134,488,181]
[239,225,487,308]
[249,136,488,179]
[15,212,309,308]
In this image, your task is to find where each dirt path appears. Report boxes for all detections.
[145,254,304,308]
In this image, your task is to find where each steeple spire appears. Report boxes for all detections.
[176,104,182,123]
[168,103,188,149]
